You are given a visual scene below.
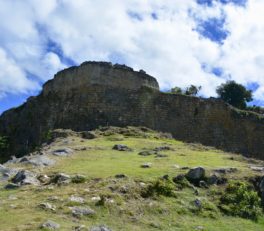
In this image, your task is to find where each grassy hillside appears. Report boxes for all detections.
[0,127,264,231]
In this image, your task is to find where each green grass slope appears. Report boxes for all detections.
[0,126,264,231]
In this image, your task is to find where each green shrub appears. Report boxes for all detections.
[142,179,176,198]
[219,181,262,220]
[71,175,86,184]
[0,136,9,150]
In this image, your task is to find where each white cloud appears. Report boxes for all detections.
[0,0,263,105]
[0,48,39,98]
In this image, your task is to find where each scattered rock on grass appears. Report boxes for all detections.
[20,155,55,167]
[155,154,168,158]
[138,150,156,156]
[250,166,264,172]
[112,144,132,151]
[69,195,85,204]
[214,167,237,174]
[41,220,60,230]
[38,202,56,211]
[90,225,112,231]
[194,199,202,209]
[141,163,152,168]
[74,225,87,231]
[52,148,74,156]
[5,183,20,190]
[186,167,205,183]
[154,146,173,152]
[72,174,86,183]
[70,206,96,217]
[51,173,71,184]
[12,170,40,186]
[115,174,127,179]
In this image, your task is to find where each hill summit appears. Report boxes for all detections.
[0,61,264,161]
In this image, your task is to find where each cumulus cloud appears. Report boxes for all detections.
[0,0,263,107]
[0,48,39,97]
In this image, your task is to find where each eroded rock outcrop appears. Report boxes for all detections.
[0,61,264,161]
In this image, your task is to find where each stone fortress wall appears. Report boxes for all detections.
[0,62,263,161]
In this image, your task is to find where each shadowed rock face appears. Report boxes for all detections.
[0,61,264,161]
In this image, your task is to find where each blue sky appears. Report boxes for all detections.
[0,0,264,114]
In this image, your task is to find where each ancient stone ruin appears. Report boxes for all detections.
[0,61,264,161]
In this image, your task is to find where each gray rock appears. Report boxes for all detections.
[20,155,55,167]
[38,202,56,211]
[194,226,204,230]
[207,174,219,185]
[90,225,112,231]
[71,174,86,183]
[138,150,156,156]
[81,131,97,139]
[186,167,205,183]
[112,144,132,151]
[155,154,168,158]
[41,220,60,230]
[0,165,18,181]
[69,195,85,204]
[38,174,51,184]
[52,148,73,156]
[52,173,71,184]
[154,146,173,152]
[250,166,264,172]
[70,206,95,217]
[115,174,127,179]
[12,170,40,186]
[214,167,237,174]
[141,163,152,168]
[194,199,202,209]
[74,225,87,231]
[5,183,20,189]
[199,180,208,188]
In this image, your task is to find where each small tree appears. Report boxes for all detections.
[185,85,202,96]
[170,87,183,94]
[170,85,201,96]
[216,81,253,109]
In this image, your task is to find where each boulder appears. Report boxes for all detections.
[186,167,205,183]
[194,199,202,209]
[154,146,173,152]
[0,165,18,180]
[41,220,60,230]
[199,180,208,188]
[74,225,87,231]
[5,183,20,190]
[51,173,71,184]
[138,150,156,156]
[115,174,127,179]
[213,167,237,174]
[90,226,112,231]
[112,144,132,151]
[12,170,40,186]
[71,174,86,183]
[69,195,85,204]
[52,148,74,156]
[70,206,96,217]
[38,202,56,211]
[20,155,55,167]
[81,131,98,139]
[250,166,264,172]
[155,154,168,158]
[141,163,152,168]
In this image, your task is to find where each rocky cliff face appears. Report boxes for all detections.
[0,61,264,161]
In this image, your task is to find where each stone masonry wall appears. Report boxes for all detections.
[0,62,263,161]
